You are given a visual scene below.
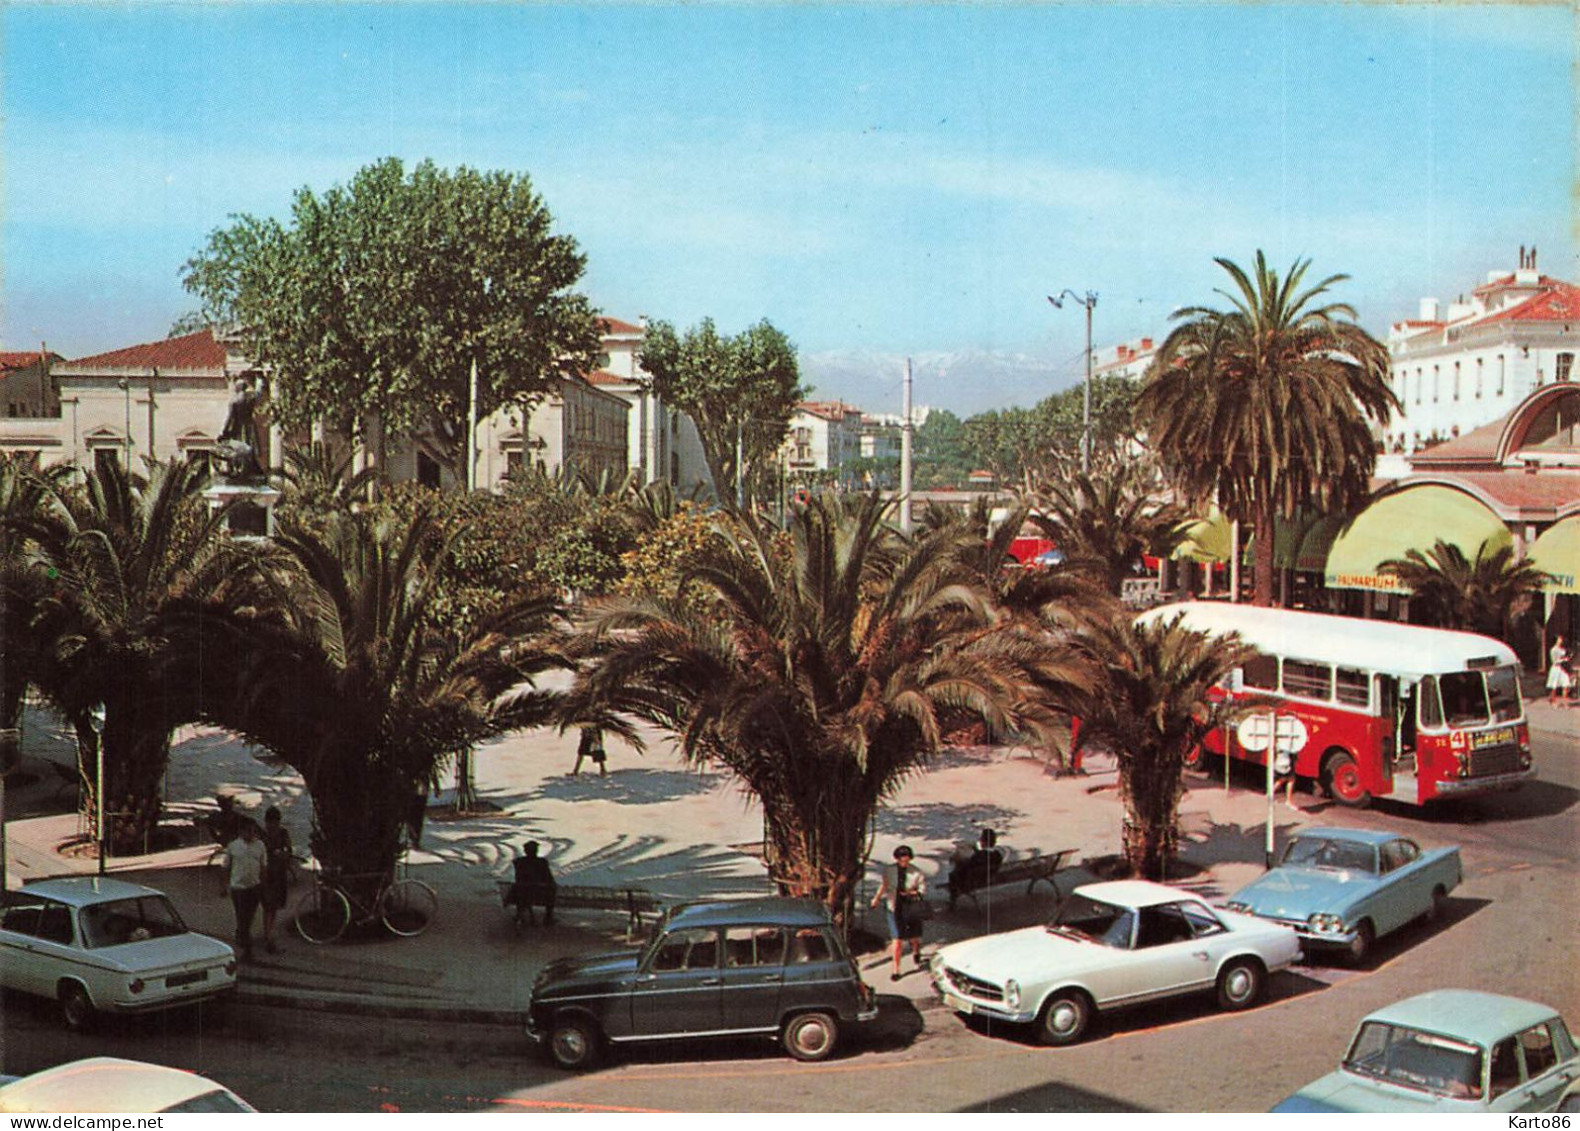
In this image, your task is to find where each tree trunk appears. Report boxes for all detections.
[1252,498,1278,607]
[759,776,872,934]
[301,747,419,909]
[98,699,172,856]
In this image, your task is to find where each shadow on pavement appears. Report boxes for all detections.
[958,1081,1149,1113]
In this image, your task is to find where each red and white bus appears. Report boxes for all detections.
[1138,602,1534,807]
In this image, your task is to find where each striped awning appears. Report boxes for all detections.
[1528,518,1580,594]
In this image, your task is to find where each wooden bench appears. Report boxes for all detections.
[497,880,662,939]
[946,848,1078,911]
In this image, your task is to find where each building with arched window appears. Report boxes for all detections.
[1385,248,1579,455]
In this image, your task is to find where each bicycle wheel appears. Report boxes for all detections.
[294,885,352,945]
[380,878,438,937]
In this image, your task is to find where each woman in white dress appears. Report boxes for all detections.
[1548,636,1573,707]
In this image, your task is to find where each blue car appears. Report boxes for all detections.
[1223,827,1461,964]
[1275,990,1580,1112]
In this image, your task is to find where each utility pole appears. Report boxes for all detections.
[735,415,745,510]
[1048,290,1098,472]
[899,358,914,534]
[467,358,479,492]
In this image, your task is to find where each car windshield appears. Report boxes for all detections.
[1343,1021,1484,1100]
[79,895,189,948]
[1281,837,1376,873]
[1047,894,1135,948]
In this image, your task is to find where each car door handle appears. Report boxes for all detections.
[760,974,783,984]
[699,977,721,986]
[1193,951,1209,960]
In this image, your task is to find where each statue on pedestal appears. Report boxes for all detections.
[215,375,264,482]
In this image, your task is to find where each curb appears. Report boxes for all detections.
[234,982,525,1026]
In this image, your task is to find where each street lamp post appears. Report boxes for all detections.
[1048,289,1098,472]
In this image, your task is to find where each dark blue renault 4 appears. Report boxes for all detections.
[526,897,879,1070]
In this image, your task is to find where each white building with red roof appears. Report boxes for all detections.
[782,400,864,478]
[1386,247,1579,455]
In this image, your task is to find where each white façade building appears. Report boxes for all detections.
[1091,336,1157,382]
[1385,248,1580,455]
[574,317,715,498]
[781,400,864,477]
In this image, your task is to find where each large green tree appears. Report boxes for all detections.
[181,157,602,472]
[1136,252,1397,606]
[560,492,1085,920]
[637,318,804,508]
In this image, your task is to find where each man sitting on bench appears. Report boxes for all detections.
[948,828,1004,904]
[509,840,557,927]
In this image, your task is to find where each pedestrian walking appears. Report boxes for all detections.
[1548,636,1573,708]
[222,820,266,959]
[871,844,928,981]
[573,727,607,776]
[259,806,293,954]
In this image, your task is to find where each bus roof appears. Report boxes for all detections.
[1136,602,1518,678]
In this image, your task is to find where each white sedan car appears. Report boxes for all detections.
[0,877,237,1030]
[0,1057,255,1113]
[931,879,1301,1044]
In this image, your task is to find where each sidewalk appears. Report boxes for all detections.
[10,694,1570,1023]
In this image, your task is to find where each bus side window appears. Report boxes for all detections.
[1243,653,1279,691]
[1282,660,1333,701]
[1418,676,1443,729]
[1335,667,1370,707]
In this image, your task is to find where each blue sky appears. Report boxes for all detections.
[3,2,1573,414]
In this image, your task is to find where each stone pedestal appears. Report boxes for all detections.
[203,482,281,540]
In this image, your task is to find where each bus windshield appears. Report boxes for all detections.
[1437,668,1521,728]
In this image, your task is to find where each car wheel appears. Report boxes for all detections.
[1182,743,1207,771]
[1215,958,1265,1011]
[1037,989,1091,1046]
[1323,752,1371,808]
[58,981,96,1032]
[1345,921,1375,966]
[547,1015,602,1072]
[782,1011,839,1062]
[1424,886,1449,924]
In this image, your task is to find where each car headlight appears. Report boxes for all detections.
[929,952,945,975]
[1004,979,1021,1010]
[1307,913,1345,934]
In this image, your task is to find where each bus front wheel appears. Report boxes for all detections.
[1323,752,1371,808]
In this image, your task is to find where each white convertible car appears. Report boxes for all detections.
[931,879,1301,1044]
[0,878,237,1030]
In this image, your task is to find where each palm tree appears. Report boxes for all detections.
[167,502,567,891]
[1029,453,1185,598]
[276,440,381,514]
[1070,612,1253,879]
[24,458,243,851]
[1136,252,1398,606]
[560,492,1087,921]
[0,455,74,772]
[1381,538,1550,641]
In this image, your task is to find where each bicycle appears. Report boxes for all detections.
[293,862,438,944]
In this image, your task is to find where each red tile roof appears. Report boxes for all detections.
[66,330,227,371]
[584,370,629,386]
[598,317,644,336]
[1472,272,1565,295]
[796,400,862,421]
[1475,282,1580,325]
[0,351,55,371]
